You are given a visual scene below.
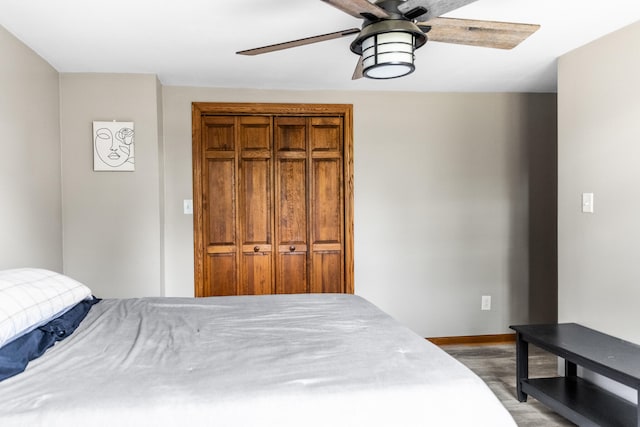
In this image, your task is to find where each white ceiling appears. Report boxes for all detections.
[1,0,639,92]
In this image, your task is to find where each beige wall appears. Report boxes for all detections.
[0,26,62,271]
[558,21,640,342]
[558,21,640,402]
[59,73,164,298]
[163,87,557,337]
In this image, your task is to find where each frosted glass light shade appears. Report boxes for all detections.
[361,31,415,79]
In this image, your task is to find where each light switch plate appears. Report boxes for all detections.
[183,199,193,215]
[582,193,594,213]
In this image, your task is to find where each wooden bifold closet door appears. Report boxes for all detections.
[192,103,353,297]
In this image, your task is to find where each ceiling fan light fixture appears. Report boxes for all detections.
[361,31,415,79]
[351,20,427,80]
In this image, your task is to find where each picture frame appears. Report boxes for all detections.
[93,121,135,171]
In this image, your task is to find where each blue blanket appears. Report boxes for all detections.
[0,297,100,381]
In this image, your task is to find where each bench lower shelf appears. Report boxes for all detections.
[522,377,636,427]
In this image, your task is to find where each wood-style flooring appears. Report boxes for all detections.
[442,343,576,426]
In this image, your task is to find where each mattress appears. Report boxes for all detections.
[0,293,515,426]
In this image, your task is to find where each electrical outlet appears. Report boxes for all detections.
[481,295,491,311]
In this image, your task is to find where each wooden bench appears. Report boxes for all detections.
[510,323,640,427]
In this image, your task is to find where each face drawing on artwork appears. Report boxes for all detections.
[95,127,134,168]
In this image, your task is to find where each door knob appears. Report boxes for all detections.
[254,246,260,252]
[289,246,296,252]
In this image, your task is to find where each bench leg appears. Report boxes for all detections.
[637,389,640,427]
[515,332,529,402]
[565,359,577,377]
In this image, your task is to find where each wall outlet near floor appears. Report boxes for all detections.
[481,295,491,311]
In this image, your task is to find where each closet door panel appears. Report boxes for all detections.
[240,158,271,247]
[275,117,309,294]
[202,116,238,295]
[239,158,273,295]
[309,116,345,293]
[311,158,343,243]
[309,158,344,293]
[239,116,271,151]
[309,117,342,151]
[277,251,307,294]
[203,116,235,151]
[275,117,306,152]
[310,252,343,293]
[275,158,308,294]
[205,253,237,296]
[206,157,236,246]
[277,159,307,243]
[241,252,272,295]
[239,116,273,294]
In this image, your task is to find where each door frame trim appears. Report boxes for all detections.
[192,102,354,296]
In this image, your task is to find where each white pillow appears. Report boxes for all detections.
[0,268,92,347]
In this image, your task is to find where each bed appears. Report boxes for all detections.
[0,269,516,426]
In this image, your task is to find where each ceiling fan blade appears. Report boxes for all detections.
[398,0,479,22]
[237,28,360,56]
[321,0,390,19]
[421,17,540,50]
[352,57,363,80]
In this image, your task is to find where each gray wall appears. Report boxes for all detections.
[558,21,640,401]
[163,87,557,337]
[558,20,640,343]
[0,26,62,271]
[59,73,164,298]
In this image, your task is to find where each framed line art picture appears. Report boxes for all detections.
[93,121,135,171]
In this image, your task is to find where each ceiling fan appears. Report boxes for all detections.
[236,0,540,80]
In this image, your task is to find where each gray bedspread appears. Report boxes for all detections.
[0,293,515,426]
